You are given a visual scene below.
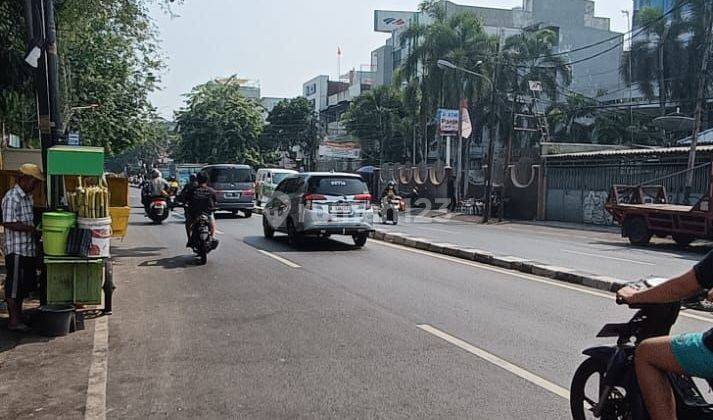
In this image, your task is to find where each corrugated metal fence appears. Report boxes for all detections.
[545,161,710,225]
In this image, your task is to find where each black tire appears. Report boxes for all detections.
[570,357,630,420]
[353,233,368,248]
[262,215,275,239]
[672,233,695,247]
[198,242,208,265]
[243,210,253,218]
[626,217,651,246]
[287,219,302,246]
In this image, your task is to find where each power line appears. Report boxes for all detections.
[508,0,691,69]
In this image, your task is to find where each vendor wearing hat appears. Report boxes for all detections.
[2,163,43,332]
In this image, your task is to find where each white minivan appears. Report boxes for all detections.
[255,168,298,206]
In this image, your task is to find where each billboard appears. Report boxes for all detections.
[437,109,460,134]
[374,10,415,33]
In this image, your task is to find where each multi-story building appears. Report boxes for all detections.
[259,97,288,121]
[371,0,625,100]
[633,0,676,27]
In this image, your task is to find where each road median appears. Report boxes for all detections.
[369,229,626,293]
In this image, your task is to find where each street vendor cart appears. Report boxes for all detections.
[42,146,129,314]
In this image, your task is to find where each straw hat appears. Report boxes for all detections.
[19,163,45,181]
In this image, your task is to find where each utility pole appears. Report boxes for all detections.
[23,0,63,207]
[685,0,713,205]
[455,77,465,204]
[483,34,503,223]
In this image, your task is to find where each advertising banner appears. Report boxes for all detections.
[374,10,414,32]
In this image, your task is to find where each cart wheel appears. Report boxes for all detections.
[103,259,114,315]
[626,217,652,246]
[672,233,695,247]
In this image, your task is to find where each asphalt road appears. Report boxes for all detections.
[378,213,712,281]
[96,195,713,419]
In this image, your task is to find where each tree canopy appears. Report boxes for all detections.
[0,0,167,153]
[261,97,320,169]
[174,78,264,166]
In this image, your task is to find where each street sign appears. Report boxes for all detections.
[67,132,80,146]
[528,81,543,92]
[437,108,459,134]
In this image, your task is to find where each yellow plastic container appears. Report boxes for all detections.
[109,206,130,238]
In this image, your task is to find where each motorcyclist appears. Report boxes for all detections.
[617,252,713,420]
[381,181,398,199]
[143,169,169,213]
[183,171,217,247]
[168,176,179,195]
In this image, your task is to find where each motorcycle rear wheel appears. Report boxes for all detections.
[570,357,631,420]
[198,242,208,265]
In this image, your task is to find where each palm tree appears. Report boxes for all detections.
[621,6,687,115]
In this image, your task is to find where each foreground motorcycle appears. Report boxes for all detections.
[380,195,402,225]
[147,196,170,224]
[570,278,713,419]
[189,214,217,265]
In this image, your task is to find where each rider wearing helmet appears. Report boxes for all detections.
[183,171,217,247]
[617,252,713,420]
[381,181,397,199]
[148,169,170,197]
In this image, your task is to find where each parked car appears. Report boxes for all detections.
[262,172,374,247]
[255,168,298,206]
[203,164,255,217]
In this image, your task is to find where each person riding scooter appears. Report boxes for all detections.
[183,172,218,248]
[143,169,170,213]
[617,251,713,420]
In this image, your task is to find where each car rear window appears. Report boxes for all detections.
[272,173,292,185]
[206,167,253,183]
[308,177,367,196]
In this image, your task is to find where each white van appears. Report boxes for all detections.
[255,168,298,206]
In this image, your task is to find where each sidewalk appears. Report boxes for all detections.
[0,255,104,419]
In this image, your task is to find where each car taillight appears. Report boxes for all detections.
[304,194,326,210]
[355,194,371,210]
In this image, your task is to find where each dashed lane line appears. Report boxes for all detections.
[257,250,301,268]
[418,324,570,400]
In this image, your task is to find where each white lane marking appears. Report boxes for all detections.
[373,240,612,299]
[562,249,655,266]
[258,250,301,268]
[85,316,109,420]
[372,240,713,324]
[418,324,570,400]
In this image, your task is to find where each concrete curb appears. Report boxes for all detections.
[369,229,626,294]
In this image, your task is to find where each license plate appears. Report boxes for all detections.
[224,192,240,198]
[330,204,351,214]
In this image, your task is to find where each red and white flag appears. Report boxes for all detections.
[461,99,472,139]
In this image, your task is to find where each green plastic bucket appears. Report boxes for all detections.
[42,212,76,256]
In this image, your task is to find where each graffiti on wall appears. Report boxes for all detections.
[583,191,614,225]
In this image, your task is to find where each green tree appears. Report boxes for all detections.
[342,85,405,165]
[621,6,687,115]
[261,97,320,169]
[397,3,495,163]
[174,78,264,165]
[0,0,169,153]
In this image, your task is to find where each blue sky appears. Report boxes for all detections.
[149,0,633,118]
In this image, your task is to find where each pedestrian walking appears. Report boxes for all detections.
[2,163,43,332]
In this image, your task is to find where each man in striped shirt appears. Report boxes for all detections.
[2,164,43,332]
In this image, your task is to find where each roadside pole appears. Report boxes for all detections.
[43,0,63,207]
[685,0,713,205]
[483,34,503,223]
[455,79,465,204]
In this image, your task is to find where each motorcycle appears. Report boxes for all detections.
[570,277,713,419]
[189,213,218,265]
[380,195,402,225]
[147,196,170,224]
